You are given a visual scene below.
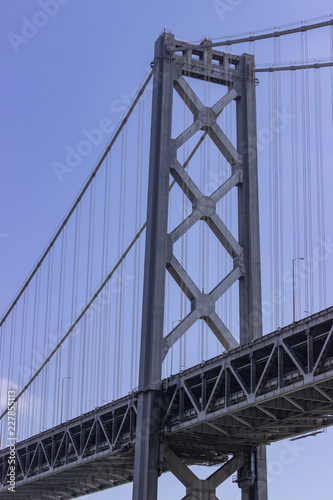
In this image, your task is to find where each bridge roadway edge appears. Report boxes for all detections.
[1,306,333,499]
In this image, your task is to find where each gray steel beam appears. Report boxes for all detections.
[132,32,174,500]
[236,53,262,344]
[236,53,267,500]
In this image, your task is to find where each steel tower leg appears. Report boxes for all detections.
[237,54,268,500]
[132,32,174,500]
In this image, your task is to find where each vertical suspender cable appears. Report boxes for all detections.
[184,100,190,368]
[42,250,52,429]
[290,70,301,319]
[104,153,112,401]
[273,38,278,328]
[229,43,233,338]
[166,191,171,375]
[32,267,42,434]
[217,109,221,354]
[277,37,285,326]
[8,295,17,390]
[114,137,122,398]
[54,231,62,422]
[300,31,308,316]
[223,93,228,347]
[314,68,327,309]
[67,207,79,418]
[318,68,327,308]
[179,101,186,370]
[29,274,40,433]
[80,186,93,414]
[100,156,109,402]
[73,205,81,413]
[136,99,145,383]
[89,179,97,409]
[268,71,273,330]
[271,40,278,328]
[306,47,314,315]
[132,101,142,388]
[331,25,333,125]
[115,126,127,398]
[200,135,204,362]
[17,292,26,438]
[229,74,233,338]
[58,226,67,421]
[18,292,27,392]
[45,246,54,427]
[120,124,128,396]
[32,267,41,433]
[301,30,314,315]
[206,69,211,361]
[273,35,281,328]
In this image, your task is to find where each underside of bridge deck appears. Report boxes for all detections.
[1,307,333,499]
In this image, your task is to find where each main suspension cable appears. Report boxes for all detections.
[0,69,154,328]
[168,17,333,52]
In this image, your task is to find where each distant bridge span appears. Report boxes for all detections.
[1,307,333,499]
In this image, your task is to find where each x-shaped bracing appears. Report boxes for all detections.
[164,444,244,500]
[163,76,244,358]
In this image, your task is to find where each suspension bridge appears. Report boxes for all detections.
[1,17,333,500]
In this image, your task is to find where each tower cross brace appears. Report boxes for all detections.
[133,32,267,500]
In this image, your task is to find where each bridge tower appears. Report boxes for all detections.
[133,32,267,500]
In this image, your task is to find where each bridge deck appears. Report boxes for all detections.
[1,307,333,499]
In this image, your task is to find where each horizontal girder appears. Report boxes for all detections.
[1,306,333,498]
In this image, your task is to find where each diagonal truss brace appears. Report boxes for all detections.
[164,77,243,356]
[164,443,244,500]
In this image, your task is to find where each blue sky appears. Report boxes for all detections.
[1,1,333,499]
